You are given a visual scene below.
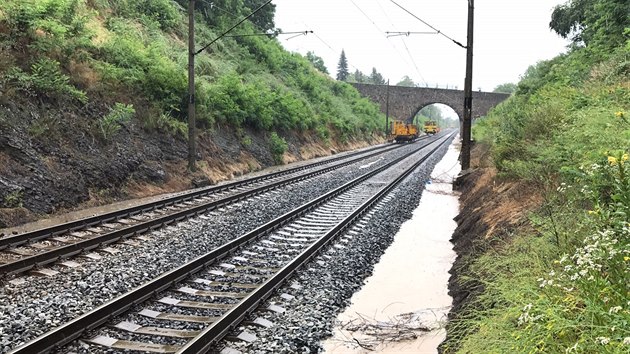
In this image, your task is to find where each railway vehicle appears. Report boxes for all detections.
[390,120,419,143]
[423,120,440,135]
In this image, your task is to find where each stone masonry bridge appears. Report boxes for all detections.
[350,83,510,122]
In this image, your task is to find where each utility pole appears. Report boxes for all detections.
[187,0,196,171]
[461,0,474,171]
[385,79,390,136]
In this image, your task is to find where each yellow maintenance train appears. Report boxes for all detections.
[423,120,440,135]
[390,121,419,143]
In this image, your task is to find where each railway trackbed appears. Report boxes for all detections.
[8,132,455,354]
[0,137,436,277]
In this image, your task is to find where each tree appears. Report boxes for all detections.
[550,0,629,48]
[419,105,443,121]
[493,82,517,94]
[354,69,366,83]
[368,67,385,85]
[306,51,328,74]
[396,75,415,87]
[244,0,276,32]
[336,50,349,81]
[347,69,366,83]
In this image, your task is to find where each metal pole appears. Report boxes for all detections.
[187,0,196,172]
[461,0,474,170]
[385,79,390,136]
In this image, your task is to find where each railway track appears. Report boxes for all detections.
[9,132,455,354]
[0,136,437,277]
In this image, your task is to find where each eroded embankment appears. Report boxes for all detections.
[439,144,542,353]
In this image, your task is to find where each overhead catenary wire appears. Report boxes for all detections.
[348,0,423,81]
[389,0,466,49]
[399,37,428,86]
[386,31,439,37]
[221,30,313,39]
[299,20,363,73]
[374,0,427,85]
[195,0,273,55]
[375,0,463,122]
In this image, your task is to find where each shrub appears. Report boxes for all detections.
[3,190,23,208]
[143,111,187,139]
[269,131,287,164]
[6,58,87,102]
[133,0,180,30]
[3,0,93,59]
[99,102,134,140]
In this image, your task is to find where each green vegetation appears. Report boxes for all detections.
[446,1,629,352]
[99,103,135,140]
[336,49,349,81]
[3,190,23,208]
[269,131,288,164]
[414,105,458,129]
[7,58,88,103]
[306,51,328,74]
[492,82,517,94]
[0,0,385,157]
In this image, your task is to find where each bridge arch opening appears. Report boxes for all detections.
[411,103,459,130]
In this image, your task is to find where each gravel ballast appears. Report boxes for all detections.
[217,137,454,353]
[0,139,441,353]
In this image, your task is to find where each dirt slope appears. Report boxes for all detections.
[440,143,542,353]
[0,99,381,229]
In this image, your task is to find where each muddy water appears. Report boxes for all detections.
[323,140,461,353]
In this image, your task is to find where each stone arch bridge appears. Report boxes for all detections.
[350,83,510,122]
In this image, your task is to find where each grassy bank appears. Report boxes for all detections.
[0,0,384,146]
[443,8,629,353]
[0,0,387,224]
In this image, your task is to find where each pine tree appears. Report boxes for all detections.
[369,67,385,85]
[352,69,365,83]
[336,50,349,81]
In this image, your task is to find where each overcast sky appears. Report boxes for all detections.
[273,0,571,93]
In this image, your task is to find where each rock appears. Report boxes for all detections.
[191,175,213,188]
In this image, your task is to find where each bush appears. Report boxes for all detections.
[7,58,87,102]
[3,0,93,59]
[143,111,187,139]
[3,190,23,208]
[269,132,287,164]
[133,0,180,30]
[99,102,134,140]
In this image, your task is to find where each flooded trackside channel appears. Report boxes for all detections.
[322,139,461,353]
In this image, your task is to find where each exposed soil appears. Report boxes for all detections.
[439,142,542,353]
[0,97,382,230]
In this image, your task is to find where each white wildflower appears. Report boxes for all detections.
[623,337,630,345]
[596,337,610,345]
[609,306,622,314]
[565,342,579,353]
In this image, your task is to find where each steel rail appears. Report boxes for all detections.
[8,133,452,354]
[0,140,413,250]
[0,139,435,276]
[179,132,456,353]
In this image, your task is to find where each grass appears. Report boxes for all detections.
[0,0,386,160]
[447,38,630,353]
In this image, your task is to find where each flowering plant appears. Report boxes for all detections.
[525,151,630,352]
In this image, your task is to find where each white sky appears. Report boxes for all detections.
[273,0,571,92]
